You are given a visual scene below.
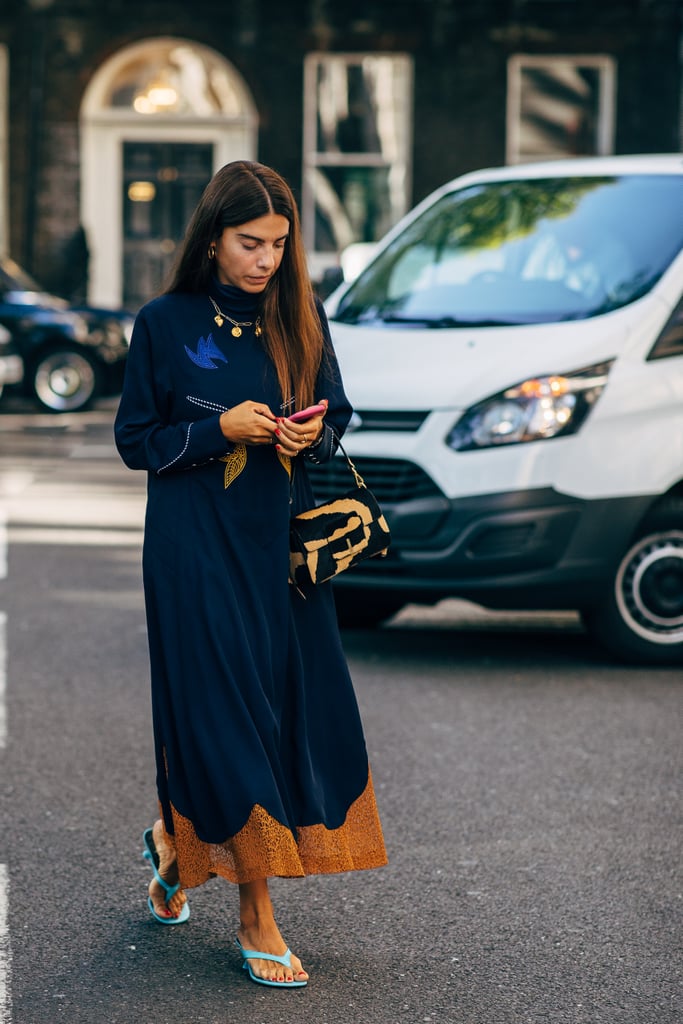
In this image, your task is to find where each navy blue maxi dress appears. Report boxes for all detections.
[114,282,387,887]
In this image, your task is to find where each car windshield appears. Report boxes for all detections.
[0,257,57,306]
[0,257,44,293]
[333,174,683,327]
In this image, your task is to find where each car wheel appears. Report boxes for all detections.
[333,588,405,628]
[30,347,100,412]
[582,497,683,664]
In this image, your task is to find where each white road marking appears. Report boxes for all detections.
[0,472,34,500]
[0,511,6,579]
[1,476,144,534]
[8,527,143,547]
[69,444,119,459]
[0,613,5,751]
[0,509,11,1021]
[0,865,9,1024]
[0,507,5,750]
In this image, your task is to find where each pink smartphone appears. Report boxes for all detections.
[288,403,326,422]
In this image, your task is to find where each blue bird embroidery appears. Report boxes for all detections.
[184,333,228,369]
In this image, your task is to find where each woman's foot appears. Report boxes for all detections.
[238,879,309,985]
[147,819,187,921]
[236,924,308,985]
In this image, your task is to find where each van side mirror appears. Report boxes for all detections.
[317,265,345,299]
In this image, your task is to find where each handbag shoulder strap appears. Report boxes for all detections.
[289,425,366,504]
[332,433,366,488]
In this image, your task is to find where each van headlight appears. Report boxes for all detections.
[446,360,614,452]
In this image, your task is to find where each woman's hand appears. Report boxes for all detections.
[219,401,277,445]
[275,399,328,457]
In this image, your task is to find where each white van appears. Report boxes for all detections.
[318,154,683,664]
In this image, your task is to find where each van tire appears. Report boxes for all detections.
[582,497,683,664]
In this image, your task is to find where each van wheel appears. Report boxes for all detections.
[333,588,404,628]
[30,346,99,412]
[582,498,683,664]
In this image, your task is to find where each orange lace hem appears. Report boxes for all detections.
[163,771,387,887]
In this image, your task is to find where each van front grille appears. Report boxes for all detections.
[308,456,443,505]
[351,409,429,431]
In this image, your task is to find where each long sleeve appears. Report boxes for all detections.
[303,299,353,465]
[114,305,233,475]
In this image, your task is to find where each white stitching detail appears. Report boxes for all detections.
[187,395,229,412]
[158,422,193,474]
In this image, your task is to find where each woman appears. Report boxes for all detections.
[114,161,387,989]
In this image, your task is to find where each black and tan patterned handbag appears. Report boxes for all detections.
[289,438,391,588]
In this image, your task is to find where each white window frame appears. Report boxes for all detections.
[302,51,413,280]
[507,54,616,165]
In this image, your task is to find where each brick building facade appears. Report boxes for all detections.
[1,0,681,308]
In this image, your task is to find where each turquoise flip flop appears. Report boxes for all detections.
[141,827,190,925]
[234,937,308,988]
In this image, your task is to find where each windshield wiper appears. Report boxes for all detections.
[381,314,517,328]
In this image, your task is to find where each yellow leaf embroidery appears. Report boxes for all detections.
[219,443,247,489]
[277,450,292,478]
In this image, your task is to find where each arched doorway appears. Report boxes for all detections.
[80,38,258,309]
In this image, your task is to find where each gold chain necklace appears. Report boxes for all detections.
[209,296,262,337]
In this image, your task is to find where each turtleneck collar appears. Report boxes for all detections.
[210,277,259,316]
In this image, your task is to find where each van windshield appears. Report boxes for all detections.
[333,175,683,327]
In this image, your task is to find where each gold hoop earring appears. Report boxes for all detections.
[208,243,216,260]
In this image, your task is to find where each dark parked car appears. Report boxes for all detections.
[0,321,23,397]
[0,257,134,412]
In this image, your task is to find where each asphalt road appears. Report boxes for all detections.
[0,399,680,1024]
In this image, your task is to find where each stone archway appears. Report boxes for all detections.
[80,38,258,308]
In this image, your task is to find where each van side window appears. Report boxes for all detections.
[647,297,683,360]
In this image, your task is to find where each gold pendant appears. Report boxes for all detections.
[255,319,262,337]
[213,314,224,327]
[231,326,242,338]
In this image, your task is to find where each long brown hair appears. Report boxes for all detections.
[165,161,322,410]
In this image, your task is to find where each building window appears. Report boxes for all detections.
[507,55,616,164]
[99,39,248,118]
[302,52,413,278]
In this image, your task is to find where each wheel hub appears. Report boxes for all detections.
[616,532,683,643]
[638,555,683,619]
[49,365,82,398]
[34,350,96,412]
